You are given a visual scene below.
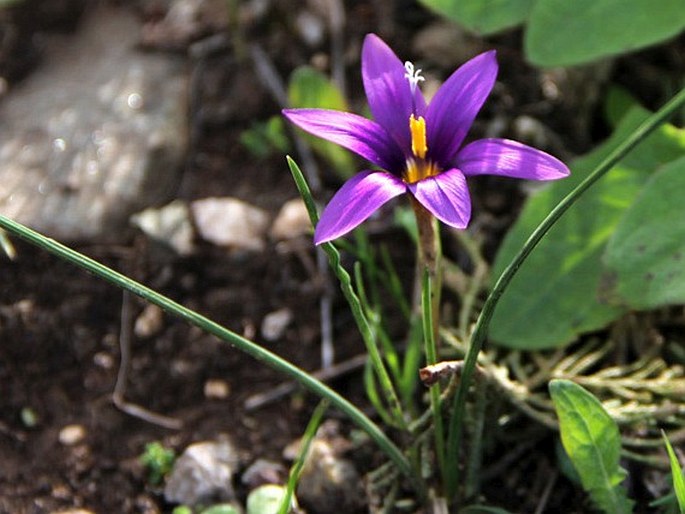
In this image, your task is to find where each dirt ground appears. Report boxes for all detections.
[0,1,684,513]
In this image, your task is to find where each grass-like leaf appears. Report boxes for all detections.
[278,400,329,514]
[550,379,633,514]
[662,430,685,514]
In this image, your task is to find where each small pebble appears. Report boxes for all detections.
[204,379,231,399]
[134,304,165,338]
[59,424,87,446]
[131,200,196,256]
[270,198,311,240]
[164,437,239,507]
[260,308,292,342]
[241,459,287,488]
[191,197,270,251]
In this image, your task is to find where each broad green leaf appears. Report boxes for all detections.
[287,66,354,178]
[525,0,685,67]
[663,431,685,514]
[490,107,685,349]
[603,156,685,309]
[550,379,634,514]
[418,0,534,35]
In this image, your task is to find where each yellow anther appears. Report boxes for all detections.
[409,114,427,159]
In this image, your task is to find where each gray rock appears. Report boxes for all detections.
[164,437,239,507]
[0,6,187,242]
[191,197,270,251]
[241,459,287,489]
[286,422,365,514]
[131,200,196,256]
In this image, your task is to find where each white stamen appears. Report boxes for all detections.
[404,61,425,94]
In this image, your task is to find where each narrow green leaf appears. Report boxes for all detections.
[525,0,685,67]
[549,379,634,514]
[490,106,685,349]
[278,400,328,514]
[288,66,354,177]
[602,156,685,309]
[662,431,685,514]
[419,0,534,35]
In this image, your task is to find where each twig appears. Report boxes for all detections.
[244,353,369,410]
[112,290,182,430]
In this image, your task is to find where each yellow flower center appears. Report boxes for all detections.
[405,114,439,184]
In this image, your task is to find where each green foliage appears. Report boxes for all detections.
[418,0,534,35]
[602,156,685,309]
[139,441,176,486]
[490,105,685,349]
[525,0,685,67]
[549,379,634,514]
[199,504,242,514]
[418,0,685,66]
[278,400,327,514]
[663,431,685,513]
[240,116,290,159]
[288,67,354,177]
[247,484,292,514]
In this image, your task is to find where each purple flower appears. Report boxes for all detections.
[283,34,570,245]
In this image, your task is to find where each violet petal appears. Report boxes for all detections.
[407,168,471,229]
[283,108,403,171]
[314,170,407,244]
[457,138,570,180]
[362,34,426,154]
[426,51,498,164]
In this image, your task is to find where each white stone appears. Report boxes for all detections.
[164,437,239,507]
[270,198,311,240]
[131,200,195,256]
[191,197,269,251]
[204,379,230,399]
[58,424,87,446]
[260,308,293,342]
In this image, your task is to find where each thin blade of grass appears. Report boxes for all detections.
[278,400,329,514]
[287,156,408,431]
[662,430,685,513]
[0,213,418,492]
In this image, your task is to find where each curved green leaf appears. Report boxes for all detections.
[525,0,685,67]
[419,0,534,35]
[550,379,634,514]
[662,431,685,513]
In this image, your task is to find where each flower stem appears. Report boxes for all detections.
[413,200,447,492]
[0,213,420,493]
[444,85,685,501]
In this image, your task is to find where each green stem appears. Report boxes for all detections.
[0,214,418,490]
[413,200,446,491]
[288,156,408,430]
[421,268,447,491]
[445,86,685,500]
